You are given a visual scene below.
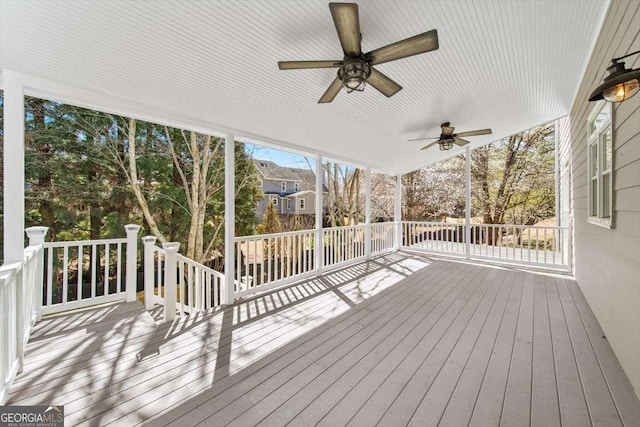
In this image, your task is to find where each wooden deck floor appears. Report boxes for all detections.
[8,252,639,426]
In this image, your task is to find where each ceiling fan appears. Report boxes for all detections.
[277,2,439,103]
[409,122,492,151]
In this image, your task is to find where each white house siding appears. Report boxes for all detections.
[558,0,640,397]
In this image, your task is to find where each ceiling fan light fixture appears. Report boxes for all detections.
[338,59,371,93]
[439,139,454,150]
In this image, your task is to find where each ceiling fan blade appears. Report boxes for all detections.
[421,141,439,150]
[318,77,343,103]
[367,67,403,97]
[329,3,362,57]
[408,136,439,142]
[278,60,343,70]
[365,29,438,66]
[441,125,455,136]
[453,137,471,146]
[455,128,493,137]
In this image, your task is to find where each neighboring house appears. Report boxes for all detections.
[558,0,640,397]
[254,159,325,221]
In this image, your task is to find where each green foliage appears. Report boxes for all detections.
[0,93,263,265]
[256,201,283,235]
[403,122,556,226]
[472,123,556,225]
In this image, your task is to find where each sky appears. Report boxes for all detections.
[244,142,317,171]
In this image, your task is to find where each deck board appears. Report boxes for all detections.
[7,251,638,427]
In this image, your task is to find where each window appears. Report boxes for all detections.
[293,182,299,192]
[587,101,613,228]
[269,195,278,206]
[299,199,305,210]
[287,199,292,210]
[281,182,286,192]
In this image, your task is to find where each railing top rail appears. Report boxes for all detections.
[473,224,569,230]
[401,221,459,226]
[0,261,23,283]
[152,245,167,255]
[234,228,315,241]
[323,224,366,232]
[176,253,225,279]
[401,220,568,230]
[43,237,127,247]
[23,245,42,262]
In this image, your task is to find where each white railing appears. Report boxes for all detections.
[234,229,316,298]
[402,221,570,269]
[322,224,366,268]
[467,223,570,267]
[176,254,224,314]
[370,222,396,255]
[143,238,225,321]
[0,262,24,405]
[38,225,140,315]
[42,237,126,314]
[402,221,466,255]
[0,229,46,404]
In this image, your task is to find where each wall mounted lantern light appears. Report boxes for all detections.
[589,50,640,103]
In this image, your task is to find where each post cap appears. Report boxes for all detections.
[125,224,141,233]
[142,236,158,244]
[162,242,181,252]
[25,226,49,238]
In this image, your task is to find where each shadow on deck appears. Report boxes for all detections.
[7,252,639,427]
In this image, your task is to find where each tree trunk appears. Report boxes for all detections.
[126,118,168,243]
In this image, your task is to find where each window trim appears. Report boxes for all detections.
[269,195,278,206]
[281,181,286,192]
[587,101,614,229]
[299,198,305,210]
[286,199,292,210]
[293,182,300,192]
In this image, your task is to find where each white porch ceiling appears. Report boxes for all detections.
[0,0,609,174]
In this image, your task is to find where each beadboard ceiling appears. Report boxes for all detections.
[0,0,609,174]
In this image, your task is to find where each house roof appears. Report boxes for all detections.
[286,190,315,198]
[0,1,610,174]
[254,159,316,190]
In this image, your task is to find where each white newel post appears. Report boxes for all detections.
[142,236,157,310]
[162,242,180,322]
[364,167,372,258]
[25,226,49,321]
[125,224,141,302]
[224,133,235,305]
[394,174,402,250]
[315,154,323,275]
[465,146,471,259]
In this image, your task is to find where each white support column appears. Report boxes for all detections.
[4,72,26,374]
[25,226,48,321]
[3,71,25,264]
[394,173,402,250]
[554,119,560,229]
[364,167,372,258]
[124,224,141,302]
[465,146,471,259]
[224,133,235,305]
[314,154,323,275]
[162,242,180,322]
[142,236,157,311]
